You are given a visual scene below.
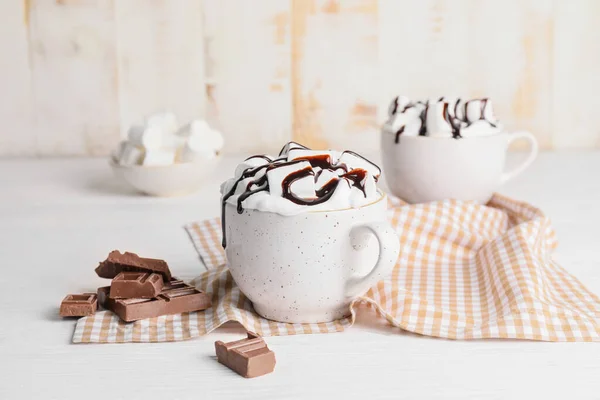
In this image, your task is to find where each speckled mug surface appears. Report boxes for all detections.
[224,192,400,323]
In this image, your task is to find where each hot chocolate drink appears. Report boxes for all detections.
[381,96,538,204]
[220,142,399,323]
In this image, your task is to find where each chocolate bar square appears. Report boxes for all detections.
[215,332,276,378]
[95,250,172,280]
[109,272,164,299]
[60,293,98,317]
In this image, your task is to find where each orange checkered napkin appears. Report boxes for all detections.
[73,194,600,343]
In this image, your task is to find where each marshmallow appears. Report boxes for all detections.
[127,124,163,150]
[325,177,353,207]
[456,98,501,137]
[187,130,211,153]
[287,149,340,164]
[454,99,465,121]
[179,131,215,162]
[142,148,177,166]
[462,98,498,125]
[482,99,497,122]
[364,172,377,195]
[179,140,215,163]
[388,95,412,118]
[177,120,225,162]
[288,173,317,199]
[337,151,381,179]
[464,100,482,123]
[315,169,339,190]
[426,101,455,138]
[146,112,178,136]
[356,173,377,201]
[266,160,312,198]
[188,120,211,136]
[389,107,423,137]
[386,98,425,138]
[118,143,145,166]
[190,120,224,150]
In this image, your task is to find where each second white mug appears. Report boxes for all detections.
[381,131,538,204]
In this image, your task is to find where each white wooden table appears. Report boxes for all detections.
[1,153,599,400]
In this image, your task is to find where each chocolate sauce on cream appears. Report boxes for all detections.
[462,98,497,129]
[442,102,462,139]
[478,98,497,128]
[281,166,336,206]
[278,141,309,156]
[418,102,428,136]
[454,98,461,120]
[389,97,499,141]
[244,155,273,163]
[221,144,381,247]
[394,126,405,144]
[388,96,399,117]
[341,169,368,197]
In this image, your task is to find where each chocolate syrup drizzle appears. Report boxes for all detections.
[244,155,274,163]
[442,102,462,139]
[388,96,399,117]
[394,126,405,144]
[390,100,428,142]
[221,144,380,247]
[278,141,308,156]
[389,97,427,118]
[390,97,498,142]
[418,101,428,136]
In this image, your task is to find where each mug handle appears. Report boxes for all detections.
[345,222,400,299]
[501,131,538,184]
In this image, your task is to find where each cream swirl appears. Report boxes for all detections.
[220,142,382,247]
[386,96,502,141]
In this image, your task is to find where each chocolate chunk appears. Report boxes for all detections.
[95,250,172,281]
[60,293,98,317]
[97,279,211,322]
[109,272,164,299]
[215,332,276,378]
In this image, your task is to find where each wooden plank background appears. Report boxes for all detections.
[1,0,599,156]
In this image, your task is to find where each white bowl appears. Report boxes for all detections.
[110,156,220,197]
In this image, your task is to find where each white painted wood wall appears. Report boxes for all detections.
[1,0,599,156]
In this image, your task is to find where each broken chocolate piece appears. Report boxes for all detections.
[95,250,172,281]
[215,332,276,378]
[97,279,211,322]
[60,293,98,317]
[109,272,164,299]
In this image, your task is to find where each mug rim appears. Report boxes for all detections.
[224,189,387,215]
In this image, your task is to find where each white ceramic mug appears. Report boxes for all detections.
[224,192,400,323]
[380,131,538,204]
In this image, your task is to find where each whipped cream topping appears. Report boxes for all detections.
[385,96,502,142]
[220,142,382,247]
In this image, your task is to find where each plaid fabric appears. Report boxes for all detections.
[73,194,600,343]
